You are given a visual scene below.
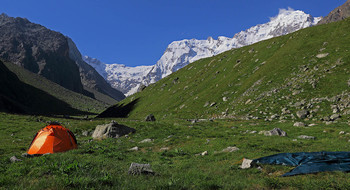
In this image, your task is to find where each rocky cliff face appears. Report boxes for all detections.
[318,0,350,25]
[0,13,84,94]
[0,13,125,102]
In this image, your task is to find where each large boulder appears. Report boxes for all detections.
[92,121,136,139]
[263,128,287,137]
[128,163,154,175]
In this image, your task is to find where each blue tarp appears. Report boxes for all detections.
[253,151,350,177]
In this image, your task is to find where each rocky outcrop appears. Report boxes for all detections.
[318,0,350,25]
[0,14,124,102]
[92,121,136,139]
[0,13,84,94]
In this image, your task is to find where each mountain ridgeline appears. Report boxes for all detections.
[0,13,125,103]
[318,0,350,25]
[100,17,350,123]
[85,9,321,96]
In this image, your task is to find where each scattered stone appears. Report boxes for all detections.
[209,102,216,107]
[10,156,22,163]
[293,122,306,127]
[264,128,287,137]
[240,158,254,169]
[128,163,155,175]
[281,108,290,114]
[330,114,340,121]
[82,130,90,137]
[223,97,228,102]
[316,53,329,58]
[296,110,309,119]
[145,114,156,121]
[325,121,334,125]
[92,121,136,139]
[199,151,208,156]
[173,77,179,84]
[160,147,170,151]
[139,139,153,143]
[245,99,252,105]
[339,131,345,135]
[308,123,317,127]
[298,135,315,140]
[292,139,298,142]
[129,147,139,151]
[221,146,239,152]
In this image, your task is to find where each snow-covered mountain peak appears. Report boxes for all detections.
[85,8,321,96]
[82,56,152,96]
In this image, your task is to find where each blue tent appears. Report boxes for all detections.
[253,151,350,176]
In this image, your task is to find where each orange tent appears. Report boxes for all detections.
[27,123,77,155]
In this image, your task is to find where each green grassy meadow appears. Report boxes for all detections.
[2,113,350,189]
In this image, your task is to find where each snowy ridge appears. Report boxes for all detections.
[83,56,152,96]
[84,8,321,96]
[143,8,321,85]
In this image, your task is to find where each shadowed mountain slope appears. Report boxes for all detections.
[0,60,87,115]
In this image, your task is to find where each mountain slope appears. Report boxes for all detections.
[85,8,321,96]
[0,13,85,94]
[100,17,350,122]
[0,13,125,103]
[3,61,110,114]
[0,60,87,115]
[318,0,350,25]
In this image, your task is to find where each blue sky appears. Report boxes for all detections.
[0,0,345,66]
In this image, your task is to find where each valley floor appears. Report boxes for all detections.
[1,113,350,189]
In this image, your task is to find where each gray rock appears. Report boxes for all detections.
[298,135,315,140]
[209,102,216,107]
[330,114,340,121]
[92,121,136,139]
[296,110,309,119]
[240,158,254,169]
[281,108,290,114]
[316,53,329,58]
[10,156,22,163]
[293,122,306,127]
[160,147,170,151]
[221,146,239,152]
[129,147,139,151]
[145,114,156,121]
[264,128,287,136]
[223,97,228,102]
[140,138,153,143]
[82,130,90,136]
[128,163,154,175]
